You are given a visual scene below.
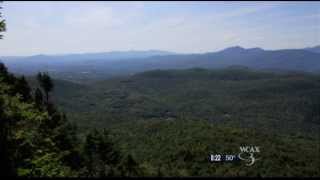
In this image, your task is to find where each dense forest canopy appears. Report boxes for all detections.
[2,63,319,177]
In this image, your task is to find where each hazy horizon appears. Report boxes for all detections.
[0,1,319,56]
[1,44,320,58]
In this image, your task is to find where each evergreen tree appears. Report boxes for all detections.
[14,76,31,101]
[34,88,43,109]
[37,72,53,103]
[0,98,16,177]
[0,62,8,75]
[0,62,15,86]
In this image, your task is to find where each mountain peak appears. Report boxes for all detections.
[217,46,266,54]
[220,46,246,53]
[247,47,264,52]
[227,46,245,50]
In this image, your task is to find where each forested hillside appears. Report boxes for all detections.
[51,68,320,137]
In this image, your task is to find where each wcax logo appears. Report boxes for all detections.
[238,146,260,166]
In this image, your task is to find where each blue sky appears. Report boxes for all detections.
[0,1,319,56]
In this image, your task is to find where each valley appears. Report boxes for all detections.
[43,68,320,137]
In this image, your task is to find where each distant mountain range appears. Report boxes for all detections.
[0,50,176,62]
[1,45,319,82]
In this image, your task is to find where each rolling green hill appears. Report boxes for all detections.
[51,68,320,137]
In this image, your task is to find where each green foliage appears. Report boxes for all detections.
[0,2,5,39]
[1,63,135,177]
[0,82,52,176]
[1,63,142,177]
[108,119,320,177]
[24,152,75,177]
